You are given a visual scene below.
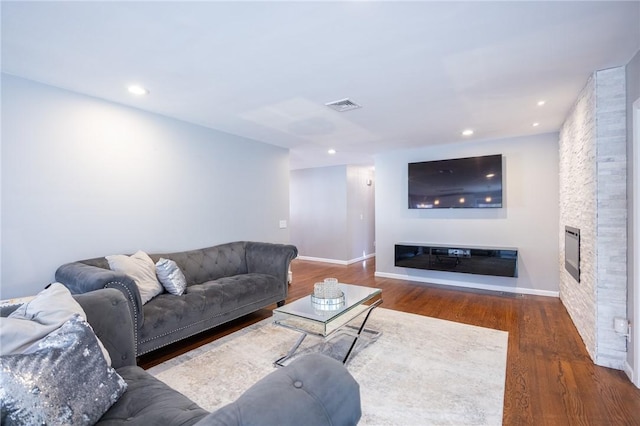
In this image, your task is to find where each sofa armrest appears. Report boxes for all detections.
[196,353,361,426]
[55,262,144,331]
[245,242,297,283]
[74,289,137,369]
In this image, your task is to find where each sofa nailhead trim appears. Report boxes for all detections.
[104,281,138,355]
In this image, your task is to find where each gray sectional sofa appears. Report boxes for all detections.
[0,288,362,425]
[55,241,298,355]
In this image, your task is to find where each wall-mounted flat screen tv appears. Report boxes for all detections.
[408,154,503,209]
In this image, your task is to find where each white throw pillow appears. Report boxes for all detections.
[0,283,112,365]
[155,258,187,296]
[107,250,164,304]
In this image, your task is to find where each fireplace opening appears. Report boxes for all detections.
[565,226,580,282]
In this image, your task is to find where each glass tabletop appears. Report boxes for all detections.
[273,283,382,336]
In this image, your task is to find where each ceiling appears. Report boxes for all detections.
[2,1,639,170]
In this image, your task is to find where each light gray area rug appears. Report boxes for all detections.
[148,308,508,425]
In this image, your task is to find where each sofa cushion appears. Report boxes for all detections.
[107,251,164,304]
[98,365,208,426]
[1,283,111,366]
[156,258,187,296]
[0,315,127,426]
[138,283,222,348]
[138,274,280,349]
[207,354,361,426]
[210,273,282,311]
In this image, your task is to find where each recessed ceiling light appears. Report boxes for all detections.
[462,129,474,136]
[533,122,540,127]
[537,100,546,106]
[328,149,336,155]
[128,85,149,95]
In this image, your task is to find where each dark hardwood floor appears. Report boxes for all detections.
[139,258,640,425]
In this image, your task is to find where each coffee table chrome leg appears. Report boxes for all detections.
[274,331,307,367]
[342,304,380,364]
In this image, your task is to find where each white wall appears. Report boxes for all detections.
[346,165,375,261]
[374,133,559,296]
[1,74,291,299]
[290,166,348,261]
[290,165,375,263]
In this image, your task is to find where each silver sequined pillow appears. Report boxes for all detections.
[155,258,187,296]
[0,315,127,425]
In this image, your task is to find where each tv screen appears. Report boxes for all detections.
[408,154,503,209]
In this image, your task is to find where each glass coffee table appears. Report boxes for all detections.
[273,283,382,366]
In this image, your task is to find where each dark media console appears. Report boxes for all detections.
[395,243,518,278]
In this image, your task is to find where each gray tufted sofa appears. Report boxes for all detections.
[55,241,298,356]
[1,288,362,425]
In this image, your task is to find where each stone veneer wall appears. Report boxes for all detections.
[559,72,598,360]
[559,66,627,370]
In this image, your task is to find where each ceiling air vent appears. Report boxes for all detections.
[325,98,362,112]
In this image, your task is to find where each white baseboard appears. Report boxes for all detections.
[297,253,375,266]
[374,271,559,298]
[294,256,558,297]
[624,360,638,388]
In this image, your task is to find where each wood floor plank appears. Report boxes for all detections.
[138,258,640,425]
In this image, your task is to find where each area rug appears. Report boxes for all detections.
[148,308,508,425]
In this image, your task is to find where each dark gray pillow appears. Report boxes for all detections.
[0,315,127,425]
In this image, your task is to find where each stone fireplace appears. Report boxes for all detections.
[559,66,627,370]
[564,226,580,283]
